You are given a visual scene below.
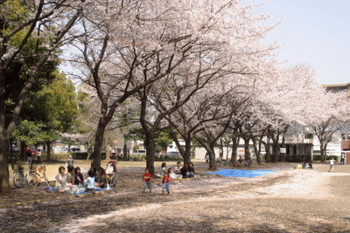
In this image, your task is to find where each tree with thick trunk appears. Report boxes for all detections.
[0,0,83,193]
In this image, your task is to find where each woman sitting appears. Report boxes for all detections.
[95,167,108,189]
[55,166,70,192]
[180,165,188,178]
[187,162,195,178]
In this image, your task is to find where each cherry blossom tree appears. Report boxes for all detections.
[309,91,350,162]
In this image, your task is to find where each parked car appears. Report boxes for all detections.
[70,147,80,152]
[132,149,146,155]
[165,151,182,157]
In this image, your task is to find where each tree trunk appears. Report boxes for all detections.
[145,130,156,175]
[251,136,261,164]
[91,118,107,169]
[123,137,129,161]
[320,143,327,162]
[264,141,271,163]
[21,141,27,161]
[0,75,11,192]
[244,138,251,160]
[274,143,281,162]
[0,136,11,193]
[230,136,239,167]
[46,141,52,161]
[182,137,192,166]
[208,147,217,170]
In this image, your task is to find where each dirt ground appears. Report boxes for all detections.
[1,161,350,233]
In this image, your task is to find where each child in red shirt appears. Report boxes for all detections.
[162,172,171,195]
[143,168,152,193]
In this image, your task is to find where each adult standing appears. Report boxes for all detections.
[341,153,345,165]
[26,148,32,164]
[37,149,42,163]
[205,152,209,167]
[66,155,74,168]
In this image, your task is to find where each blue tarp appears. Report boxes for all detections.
[205,169,276,178]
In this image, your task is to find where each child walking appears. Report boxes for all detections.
[162,172,171,195]
[143,168,152,193]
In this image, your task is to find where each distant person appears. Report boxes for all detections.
[302,161,306,169]
[26,148,32,164]
[173,161,182,175]
[66,166,75,184]
[188,162,195,178]
[85,169,96,192]
[66,155,74,168]
[328,158,335,172]
[167,167,178,179]
[341,153,345,165]
[173,162,183,178]
[160,162,167,176]
[96,167,108,189]
[36,149,42,163]
[308,161,313,169]
[74,167,84,186]
[180,164,188,178]
[205,152,209,167]
[55,166,70,192]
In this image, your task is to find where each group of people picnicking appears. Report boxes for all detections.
[301,161,313,169]
[53,155,195,195]
[54,155,114,193]
[144,161,196,195]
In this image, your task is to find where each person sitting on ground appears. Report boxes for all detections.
[55,166,70,192]
[85,169,96,192]
[302,161,307,169]
[167,167,177,179]
[74,167,84,186]
[95,167,108,189]
[88,167,99,182]
[160,162,167,176]
[180,164,188,178]
[238,156,243,164]
[66,166,75,184]
[173,161,182,175]
[187,162,195,178]
[308,161,313,169]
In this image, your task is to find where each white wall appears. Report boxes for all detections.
[194,147,245,160]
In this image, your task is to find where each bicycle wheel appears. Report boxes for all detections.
[26,172,38,188]
[13,171,25,188]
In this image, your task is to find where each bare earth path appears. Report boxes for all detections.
[1,162,350,232]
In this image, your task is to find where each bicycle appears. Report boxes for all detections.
[26,163,48,189]
[12,164,26,188]
[216,159,231,167]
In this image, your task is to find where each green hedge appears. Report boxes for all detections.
[312,155,339,161]
[69,152,106,160]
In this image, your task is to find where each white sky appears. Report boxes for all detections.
[243,0,350,85]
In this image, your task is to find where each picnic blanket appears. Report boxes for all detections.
[205,169,276,178]
[44,185,112,195]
